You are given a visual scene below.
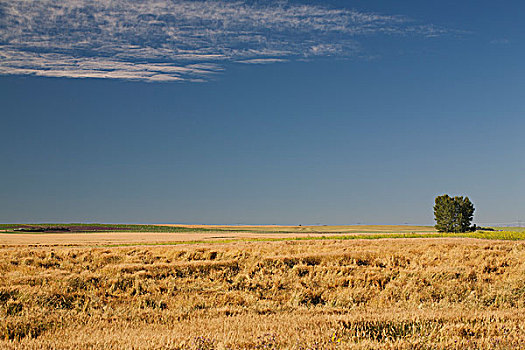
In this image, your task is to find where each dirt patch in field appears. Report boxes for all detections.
[0,231,368,246]
[159,224,435,234]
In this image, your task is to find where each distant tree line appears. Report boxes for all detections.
[434,194,475,233]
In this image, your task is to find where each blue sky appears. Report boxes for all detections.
[1,0,524,225]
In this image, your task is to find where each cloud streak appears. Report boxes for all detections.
[0,0,449,82]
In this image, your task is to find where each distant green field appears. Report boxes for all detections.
[0,223,213,233]
[295,230,525,241]
[495,227,525,232]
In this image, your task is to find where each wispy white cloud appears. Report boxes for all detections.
[489,38,510,45]
[237,58,289,64]
[0,0,450,82]
[0,48,222,81]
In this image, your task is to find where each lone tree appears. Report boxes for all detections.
[434,194,475,232]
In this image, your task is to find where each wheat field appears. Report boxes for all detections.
[1,236,525,349]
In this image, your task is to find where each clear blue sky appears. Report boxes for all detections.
[1,0,524,225]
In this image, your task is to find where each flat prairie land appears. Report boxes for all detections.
[0,224,435,247]
[1,224,523,247]
[1,227,525,349]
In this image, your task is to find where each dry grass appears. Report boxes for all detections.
[1,238,524,349]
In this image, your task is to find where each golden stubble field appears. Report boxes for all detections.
[1,233,524,349]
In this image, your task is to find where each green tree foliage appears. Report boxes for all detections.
[434,194,475,233]
[434,195,455,233]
